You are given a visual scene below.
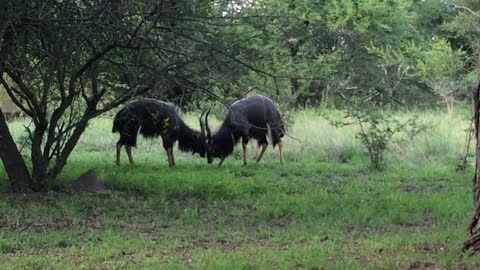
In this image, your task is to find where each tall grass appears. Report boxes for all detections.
[4,108,472,166]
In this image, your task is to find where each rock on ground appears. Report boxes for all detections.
[72,169,109,194]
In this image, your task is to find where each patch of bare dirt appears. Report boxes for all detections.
[290,264,322,270]
[1,190,108,233]
[8,217,73,232]
[86,214,105,230]
[173,237,275,255]
[403,183,420,193]
[415,243,449,254]
[381,213,437,235]
[191,239,249,252]
[453,263,470,270]
[401,179,448,193]
[407,261,442,270]
[2,192,59,208]
[7,214,105,233]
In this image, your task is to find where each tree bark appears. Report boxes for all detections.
[31,124,48,188]
[0,107,32,192]
[463,69,480,255]
[0,22,33,192]
[288,39,301,105]
[290,77,299,96]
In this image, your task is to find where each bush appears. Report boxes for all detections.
[327,109,427,169]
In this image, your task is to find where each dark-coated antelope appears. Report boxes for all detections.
[112,98,206,166]
[200,95,285,166]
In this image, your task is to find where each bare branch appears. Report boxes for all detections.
[0,77,34,116]
[452,4,480,17]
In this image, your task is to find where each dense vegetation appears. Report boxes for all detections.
[1,0,479,190]
[1,0,480,267]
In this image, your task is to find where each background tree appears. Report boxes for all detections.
[0,0,279,191]
[449,0,480,256]
[366,42,423,106]
[463,56,480,255]
[417,39,467,114]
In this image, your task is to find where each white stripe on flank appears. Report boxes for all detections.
[266,123,272,144]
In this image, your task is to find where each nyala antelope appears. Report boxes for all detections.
[200,95,285,166]
[112,98,206,166]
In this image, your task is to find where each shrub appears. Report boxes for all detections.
[327,109,427,169]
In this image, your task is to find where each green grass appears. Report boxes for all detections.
[0,109,478,269]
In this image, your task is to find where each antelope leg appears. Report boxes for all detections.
[126,146,134,165]
[166,148,172,167]
[242,143,248,165]
[116,143,122,166]
[256,144,268,163]
[170,148,176,167]
[278,141,284,165]
[218,157,226,167]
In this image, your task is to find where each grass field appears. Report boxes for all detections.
[0,109,479,269]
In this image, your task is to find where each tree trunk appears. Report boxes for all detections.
[290,78,299,96]
[0,20,33,192]
[288,39,301,105]
[30,125,48,188]
[463,73,480,255]
[446,96,454,115]
[51,117,90,178]
[0,107,32,192]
